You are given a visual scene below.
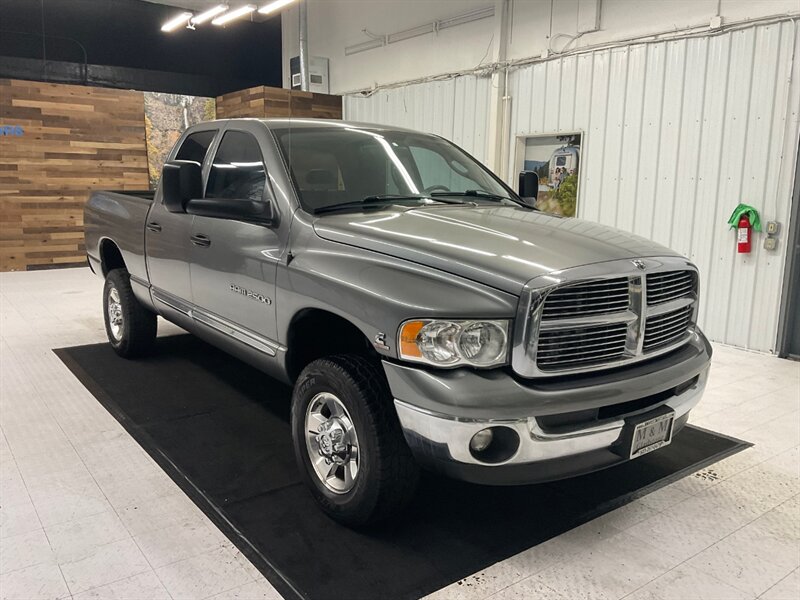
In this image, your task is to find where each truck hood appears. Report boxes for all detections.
[313,205,681,294]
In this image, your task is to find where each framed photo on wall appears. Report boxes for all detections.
[515,132,582,218]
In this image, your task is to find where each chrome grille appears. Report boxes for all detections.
[541,277,630,320]
[647,271,696,305]
[515,258,699,378]
[644,305,693,352]
[537,323,628,370]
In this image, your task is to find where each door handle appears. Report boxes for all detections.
[191,234,211,247]
[146,222,162,233]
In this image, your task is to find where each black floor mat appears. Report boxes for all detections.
[55,335,749,600]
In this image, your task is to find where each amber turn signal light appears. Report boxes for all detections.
[399,320,425,358]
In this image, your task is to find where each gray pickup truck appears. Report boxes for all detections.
[85,118,711,526]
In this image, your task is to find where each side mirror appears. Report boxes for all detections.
[518,171,539,201]
[162,161,202,213]
[185,197,274,225]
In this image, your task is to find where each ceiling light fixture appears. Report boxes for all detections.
[161,11,192,32]
[191,4,229,25]
[212,4,256,25]
[258,0,297,15]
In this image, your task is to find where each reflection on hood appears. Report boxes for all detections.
[314,205,680,294]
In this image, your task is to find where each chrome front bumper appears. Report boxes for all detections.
[385,329,712,484]
[395,369,706,468]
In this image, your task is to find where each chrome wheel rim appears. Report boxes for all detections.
[304,392,359,494]
[107,286,123,341]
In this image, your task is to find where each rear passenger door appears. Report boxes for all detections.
[188,125,283,352]
[146,127,218,311]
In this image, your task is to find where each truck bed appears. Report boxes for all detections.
[103,189,156,201]
[84,189,155,283]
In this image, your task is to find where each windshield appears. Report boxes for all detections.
[273,126,518,213]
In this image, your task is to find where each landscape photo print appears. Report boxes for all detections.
[521,133,581,218]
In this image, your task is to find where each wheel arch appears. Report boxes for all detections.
[285,308,376,382]
[99,238,127,277]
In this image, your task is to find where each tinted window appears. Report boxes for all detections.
[175,130,216,165]
[275,128,512,213]
[206,131,267,202]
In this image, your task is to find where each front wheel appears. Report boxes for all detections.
[103,269,157,358]
[291,355,420,527]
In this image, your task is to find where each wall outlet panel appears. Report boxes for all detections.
[766,221,780,235]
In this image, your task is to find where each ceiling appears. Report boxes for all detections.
[0,0,283,95]
[139,0,276,22]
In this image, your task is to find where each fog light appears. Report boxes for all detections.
[470,428,494,452]
[468,426,521,463]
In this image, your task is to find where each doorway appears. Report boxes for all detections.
[779,141,800,360]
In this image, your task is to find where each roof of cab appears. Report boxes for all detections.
[190,117,429,136]
[259,117,421,134]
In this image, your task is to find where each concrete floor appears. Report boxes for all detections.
[1,268,798,600]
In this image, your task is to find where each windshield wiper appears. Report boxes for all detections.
[430,189,512,201]
[314,194,450,215]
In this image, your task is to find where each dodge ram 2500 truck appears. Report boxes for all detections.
[85,118,711,526]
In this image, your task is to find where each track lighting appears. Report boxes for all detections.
[161,11,192,32]
[161,0,298,33]
[258,0,298,15]
[191,5,229,25]
[212,4,256,25]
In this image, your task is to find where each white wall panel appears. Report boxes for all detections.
[283,1,799,93]
[343,75,493,163]
[507,21,800,352]
[341,21,799,353]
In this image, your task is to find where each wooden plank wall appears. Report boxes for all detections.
[0,81,339,272]
[0,79,149,271]
[289,91,343,119]
[215,86,271,119]
[216,86,342,120]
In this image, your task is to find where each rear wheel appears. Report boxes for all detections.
[103,269,157,358]
[291,355,420,527]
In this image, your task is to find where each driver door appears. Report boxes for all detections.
[146,128,218,309]
[188,126,282,354]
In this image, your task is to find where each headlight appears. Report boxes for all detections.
[398,319,509,367]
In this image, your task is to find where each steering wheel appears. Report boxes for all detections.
[423,184,451,194]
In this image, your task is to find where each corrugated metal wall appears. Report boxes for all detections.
[344,21,800,353]
[507,21,799,352]
[343,75,493,164]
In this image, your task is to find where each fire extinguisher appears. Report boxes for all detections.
[727,204,761,254]
[737,214,751,253]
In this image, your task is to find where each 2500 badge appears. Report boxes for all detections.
[230,284,271,305]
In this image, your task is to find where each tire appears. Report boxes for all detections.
[103,268,157,358]
[291,354,420,527]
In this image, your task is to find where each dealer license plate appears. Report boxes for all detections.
[630,412,675,459]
